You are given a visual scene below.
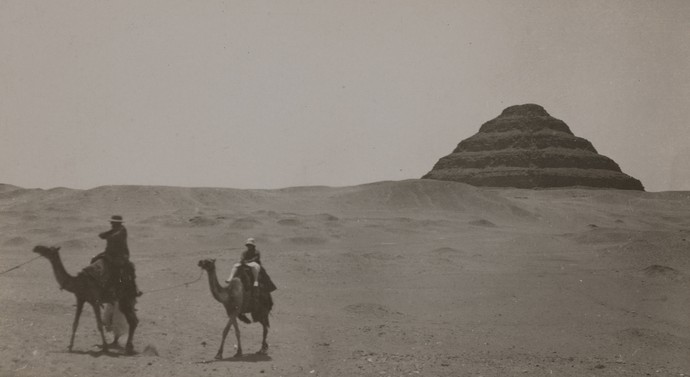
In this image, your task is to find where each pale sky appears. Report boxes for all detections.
[1,0,689,192]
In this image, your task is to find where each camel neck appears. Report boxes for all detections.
[48,254,77,293]
[205,268,228,303]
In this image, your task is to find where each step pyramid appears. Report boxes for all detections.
[423,104,644,190]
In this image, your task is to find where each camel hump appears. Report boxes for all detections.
[227,278,243,295]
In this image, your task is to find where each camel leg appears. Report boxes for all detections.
[91,302,109,353]
[258,318,269,355]
[216,317,233,360]
[232,316,242,358]
[120,299,139,355]
[69,299,85,352]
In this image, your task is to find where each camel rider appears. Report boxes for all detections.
[99,215,129,260]
[92,215,142,298]
[226,238,262,296]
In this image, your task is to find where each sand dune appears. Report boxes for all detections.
[1,179,689,376]
[1,179,535,217]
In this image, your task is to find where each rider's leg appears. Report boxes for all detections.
[124,262,142,297]
[245,262,261,305]
[246,262,261,287]
[226,263,240,282]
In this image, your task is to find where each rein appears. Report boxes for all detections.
[0,255,41,276]
[144,269,204,294]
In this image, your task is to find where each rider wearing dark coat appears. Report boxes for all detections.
[99,219,129,264]
[93,215,141,299]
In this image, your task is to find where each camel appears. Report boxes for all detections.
[197,258,271,359]
[32,245,139,355]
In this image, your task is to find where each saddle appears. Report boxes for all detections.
[235,265,276,316]
[80,258,111,287]
[236,264,277,293]
[81,255,139,302]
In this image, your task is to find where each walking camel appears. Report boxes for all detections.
[33,245,139,354]
[198,258,271,359]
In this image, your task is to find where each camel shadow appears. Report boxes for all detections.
[51,349,123,359]
[50,343,137,359]
[197,353,272,364]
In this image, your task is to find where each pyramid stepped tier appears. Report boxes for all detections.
[423,104,644,190]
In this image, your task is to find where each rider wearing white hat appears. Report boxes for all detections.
[226,238,262,289]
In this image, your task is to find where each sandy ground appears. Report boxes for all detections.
[1,179,689,377]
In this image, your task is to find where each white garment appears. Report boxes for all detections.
[103,302,128,339]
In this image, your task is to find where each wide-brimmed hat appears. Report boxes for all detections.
[109,215,124,223]
[245,238,256,246]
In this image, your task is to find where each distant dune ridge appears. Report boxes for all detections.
[0,179,533,217]
[2,177,690,376]
[423,104,644,190]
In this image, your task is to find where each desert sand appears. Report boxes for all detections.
[1,179,689,377]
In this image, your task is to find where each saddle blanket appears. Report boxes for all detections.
[80,258,111,287]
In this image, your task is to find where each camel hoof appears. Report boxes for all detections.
[214,353,223,360]
[124,344,135,356]
[233,350,242,358]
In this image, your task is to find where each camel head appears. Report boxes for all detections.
[33,245,61,259]
[197,258,216,272]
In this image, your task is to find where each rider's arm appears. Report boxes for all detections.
[246,250,261,264]
[98,229,115,239]
[241,250,260,264]
[100,228,125,240]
